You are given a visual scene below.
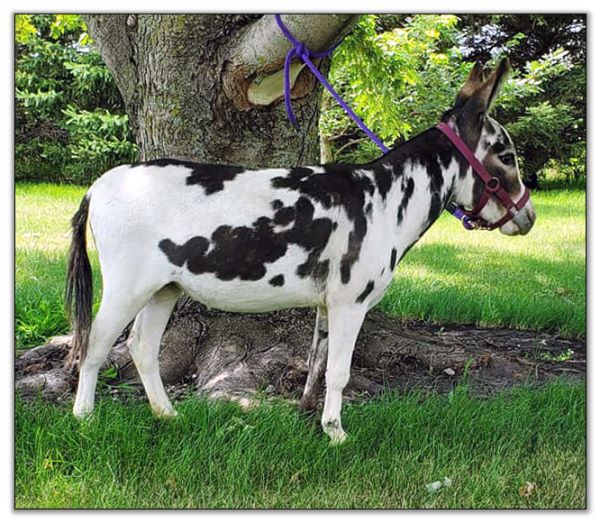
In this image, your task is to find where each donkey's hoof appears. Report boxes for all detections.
[323,420,347,445]
[327,429,348,446]
[152,404,178,419]
[73,404,94,420]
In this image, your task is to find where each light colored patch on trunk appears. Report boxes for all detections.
[247,62,305,106]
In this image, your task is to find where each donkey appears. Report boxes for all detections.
[66,58,535,443]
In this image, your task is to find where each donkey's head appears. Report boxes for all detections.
[443,58,536,235]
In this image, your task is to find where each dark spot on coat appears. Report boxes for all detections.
[272,164,375,285]
[490,141,508,154]
[373,165,393,200]
[159,196,333,283]
[269,274,285,287]
[271,199,284,210]
[397,178,415,225]
[290,167,314,180]
[483,119,496,135]
[356,280,375,303]
[340,261,351,285]
[274,205,295,226]
[143,159,245,195]
[428,192,443,223]
[159,237,208,267]
[390,248,397,271]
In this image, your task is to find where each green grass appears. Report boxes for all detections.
[15,183,585,349]
[15,381,585,509]
[380,189,585,337]
[15,183,101,349]
[14,183,586,508]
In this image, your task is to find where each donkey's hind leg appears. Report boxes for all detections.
[300,307,328,412]
[127,284,181,418]
[73,283,156,419]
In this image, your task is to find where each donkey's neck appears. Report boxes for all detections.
[369,127,461,259]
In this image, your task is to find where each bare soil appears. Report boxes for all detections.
[15,302,585,407]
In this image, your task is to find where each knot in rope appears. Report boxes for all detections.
[275,14,340,130]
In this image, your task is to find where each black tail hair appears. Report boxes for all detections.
[64,194,93,370]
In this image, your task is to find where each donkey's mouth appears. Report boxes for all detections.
[501,204,536,236]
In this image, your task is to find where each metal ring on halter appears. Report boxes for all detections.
[486,177,500,191]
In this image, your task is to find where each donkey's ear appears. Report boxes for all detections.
[478,57,512,112]
[454,62,484,108]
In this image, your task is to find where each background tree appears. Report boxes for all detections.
[15,15,136,183]
[82,14,357,167]
[320,14,586,188]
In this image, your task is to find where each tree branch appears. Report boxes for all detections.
[223,14,359,109]
[82,15,138,109]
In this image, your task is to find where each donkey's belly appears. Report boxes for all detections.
[169,241,325,313]
[178,272,321,313]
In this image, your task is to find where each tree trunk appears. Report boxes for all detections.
[82,14,357,166]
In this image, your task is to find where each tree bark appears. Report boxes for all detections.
[83,14,357,167]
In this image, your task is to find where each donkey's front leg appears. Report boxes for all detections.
[322,304,367,444]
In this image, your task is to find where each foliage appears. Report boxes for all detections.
[459,14,586,68]
[495,48,586,187]
[321,15,470,163]
[15,15,136,184]
[322,15,586,188]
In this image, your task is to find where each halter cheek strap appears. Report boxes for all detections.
[436,122,530,231]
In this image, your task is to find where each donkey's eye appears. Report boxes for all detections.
[499,153,515,166]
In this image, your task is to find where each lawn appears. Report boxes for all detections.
[380,190,585,337]
[14,182,586,509]
[16,381,585,509]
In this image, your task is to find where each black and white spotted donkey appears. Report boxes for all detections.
[66,59,535,443]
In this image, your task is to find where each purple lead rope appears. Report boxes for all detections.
[274,14,469,229]
[275,14,389,153]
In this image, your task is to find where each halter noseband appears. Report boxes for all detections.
[437,122,530,231]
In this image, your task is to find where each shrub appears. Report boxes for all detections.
[15,15,137,184]
[322,15,586,189]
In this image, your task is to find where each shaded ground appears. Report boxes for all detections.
[16,302,585,407]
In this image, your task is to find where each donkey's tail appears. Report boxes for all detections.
[64,194,93,370]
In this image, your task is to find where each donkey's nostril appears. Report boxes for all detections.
[517,206,536,235]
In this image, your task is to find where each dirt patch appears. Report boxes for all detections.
[15,303,585,406]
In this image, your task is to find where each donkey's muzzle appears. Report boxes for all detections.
[512,204,536,235]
